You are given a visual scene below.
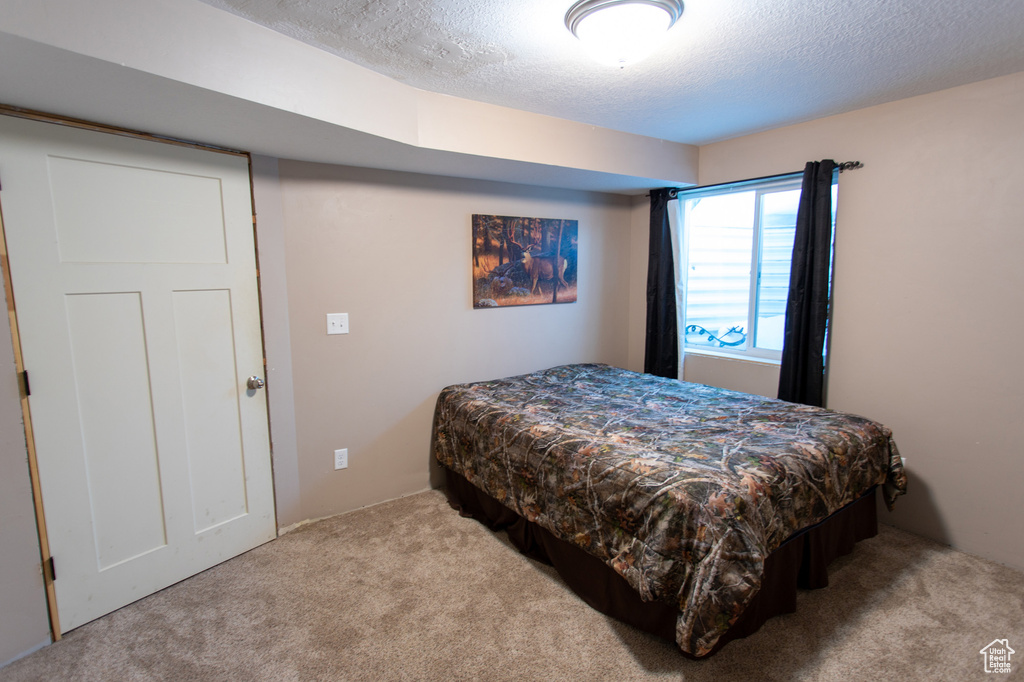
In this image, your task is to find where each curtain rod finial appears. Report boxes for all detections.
[837,161,863,173]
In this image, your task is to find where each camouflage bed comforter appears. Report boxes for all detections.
[431,364,907,656]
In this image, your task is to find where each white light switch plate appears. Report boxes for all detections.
[326,313,349,335]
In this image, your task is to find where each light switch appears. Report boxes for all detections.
[326,313,349,335]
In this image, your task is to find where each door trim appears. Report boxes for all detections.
[0,195,60,640]
[0,104,247,159]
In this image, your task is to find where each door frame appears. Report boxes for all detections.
[0,103,276,640]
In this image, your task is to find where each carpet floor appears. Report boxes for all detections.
[2,489,1021,681]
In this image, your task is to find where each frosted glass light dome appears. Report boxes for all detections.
[565,0,684,67]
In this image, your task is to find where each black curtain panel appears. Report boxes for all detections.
[644,188,678,378]
[778,160,837,406]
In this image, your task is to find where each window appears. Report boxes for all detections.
[675,173,837,361]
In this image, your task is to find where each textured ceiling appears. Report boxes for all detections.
[199,0,1024,145]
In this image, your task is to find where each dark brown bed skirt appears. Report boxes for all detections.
[442,467,878,657]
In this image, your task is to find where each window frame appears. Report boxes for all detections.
[674,172,809,363]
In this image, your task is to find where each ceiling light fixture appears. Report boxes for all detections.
[565,0,684,68]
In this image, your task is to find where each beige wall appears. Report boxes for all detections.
[275,162,634,522]
[625,196,649,373]
[0,269,50,664]
[250,156,303,529]
[671,71,1024,569]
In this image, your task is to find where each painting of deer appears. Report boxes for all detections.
[471,214,578,308]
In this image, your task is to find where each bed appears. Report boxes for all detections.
[430,363,907,657]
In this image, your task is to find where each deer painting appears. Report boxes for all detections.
[471,214,577,308]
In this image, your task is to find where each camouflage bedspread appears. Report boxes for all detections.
[431,364,907,656]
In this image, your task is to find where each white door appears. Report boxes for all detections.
[0,115,276,633]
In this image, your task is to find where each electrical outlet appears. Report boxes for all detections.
[326,313,349,335]
[334,448,348,470]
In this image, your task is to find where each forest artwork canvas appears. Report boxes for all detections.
[472,214,578,308]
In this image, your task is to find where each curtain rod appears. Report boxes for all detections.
[650,161,864,198]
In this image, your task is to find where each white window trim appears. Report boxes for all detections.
[673,173,804,364]
[668,198,687,379]
[682,346,783,365]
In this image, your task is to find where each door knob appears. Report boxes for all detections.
[247,375,266,390]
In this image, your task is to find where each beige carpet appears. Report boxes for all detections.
[2,489,1022,681]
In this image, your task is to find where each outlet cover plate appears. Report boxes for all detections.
[334,448,348,470]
